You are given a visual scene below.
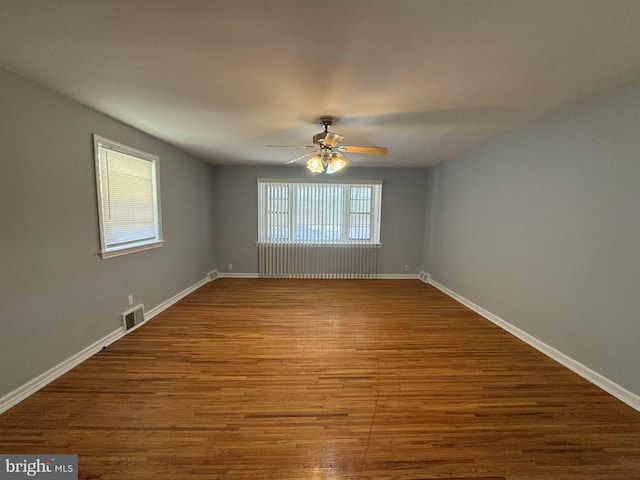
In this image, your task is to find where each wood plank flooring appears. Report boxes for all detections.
[1,279,639,479]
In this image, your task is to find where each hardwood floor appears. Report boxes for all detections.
[1,279,639,479]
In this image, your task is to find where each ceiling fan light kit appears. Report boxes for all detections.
[306,152,348,174]
[268,116,388,174]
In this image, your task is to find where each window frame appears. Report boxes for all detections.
[93,135,164,259]
[257,178,383,245]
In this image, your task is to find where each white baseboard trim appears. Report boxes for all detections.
[217,272,260,278]
[376,274,420,279]
[0,328,122,415]
[0,275,211,415]
[427,277,640,412]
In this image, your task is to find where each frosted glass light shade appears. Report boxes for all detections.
[326,156,347,174]
[306,156,324,173]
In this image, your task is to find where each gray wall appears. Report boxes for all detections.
[4,59,637,406]
[212,165,429,275]
[0,69,216,397]
[425,81,640,395]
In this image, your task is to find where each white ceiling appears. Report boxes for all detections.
[2,0,640,167]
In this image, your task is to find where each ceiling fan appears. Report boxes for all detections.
[267,116,388,174]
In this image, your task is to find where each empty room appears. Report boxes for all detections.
[1,1,639,479]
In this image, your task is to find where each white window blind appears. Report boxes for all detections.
[257,179,382,244]
[94,135,163,258]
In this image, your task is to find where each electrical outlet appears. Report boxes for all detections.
[405,265,410,272]
[228,263,233,271]
[128,294,134,306]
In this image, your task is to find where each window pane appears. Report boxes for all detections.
[98,145,159,249]
[267,185,289,241]
[350,186,372,213]
[295,184,343,242]
[349,213,371,240]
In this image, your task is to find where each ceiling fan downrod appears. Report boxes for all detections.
[319,116,334,132]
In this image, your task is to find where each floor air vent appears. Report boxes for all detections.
[122,304,145,333]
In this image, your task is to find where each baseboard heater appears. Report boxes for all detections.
[257,243,380,279]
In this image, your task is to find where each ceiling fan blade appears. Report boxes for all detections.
[266,145,315,149]
[338,145,388,155]
[285,151,317,164]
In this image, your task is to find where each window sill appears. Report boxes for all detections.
[100,241,164,259]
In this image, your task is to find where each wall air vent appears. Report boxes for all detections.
[208,270,219,281]
[122,304,145,333]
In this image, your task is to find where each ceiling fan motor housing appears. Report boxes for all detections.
[313,131,344,147]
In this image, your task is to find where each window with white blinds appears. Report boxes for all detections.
[93,135,163,258]
[257,179,382,244]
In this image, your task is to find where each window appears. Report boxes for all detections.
[93,135,163,259]
[257,179,382,244]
